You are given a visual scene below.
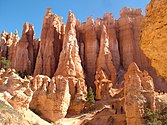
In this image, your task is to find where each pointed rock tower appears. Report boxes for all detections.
[55,11,87,115]
[94,25,116,100]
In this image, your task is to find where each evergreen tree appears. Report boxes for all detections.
[87,87,95,104]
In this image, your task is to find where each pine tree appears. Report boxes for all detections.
[87,87,95,104]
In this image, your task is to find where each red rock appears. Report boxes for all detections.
[124,63,155,125]
[0,68,33,111]
[103,13,120,70]
[84,16,98,87]
[94,25,116,100]
[55,11,87,115]
[13,22,35,74]
[0,31,19,68]
[118,7,150,70]
[30,75,71,122]
[34,8,63,77]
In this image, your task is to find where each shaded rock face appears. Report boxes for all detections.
[0,24,40,76]
[124,63,155,125]
[118,7,150,70]
[103,13,120,70]
[84,17,99,88]
[96,25,116,84]
[0,68,33,111]
[34,8,63,77]
[55,11,87,115]
[0,31,19,68]
[30,75,71,122]
[141,0,167,80]
[94,70,113,100]
[76,13,120,88]
[13,22,35,74]
[83,108,126,125]
[94,25,117,100]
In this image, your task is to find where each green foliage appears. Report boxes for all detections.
[143,107,167,125]
[1,57,9,69]
[87,87,95,104]
[144,108,162,125]
[159,107,167,125]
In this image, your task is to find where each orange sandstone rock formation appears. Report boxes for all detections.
[13,22,35,74]
[118,7,150,70]
[84,17,99,87]
[141,0,167,80]
[55,11,87,115]
[124,63,155,125]
[0,68,33,111]
[0,31,19,68]
[30,75,71,122]
[34,8,63,77]
[94,25,116,100]
[103,13,120,70]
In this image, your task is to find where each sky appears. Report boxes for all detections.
[0,0,150,38]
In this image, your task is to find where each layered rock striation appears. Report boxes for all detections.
[1,7,164,90]
[0,2,166,124]
[117,7,150,70]
[13,22,35,74]
[55,11,87,115]
[34,8,64,77]
[141,0,167,80]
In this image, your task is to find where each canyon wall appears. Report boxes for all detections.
[0,1,167,124]
[117,7,150,70]
[34,8,64,77]
[141,0,167,80]
[0,6,166,91]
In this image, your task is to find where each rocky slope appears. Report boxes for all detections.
[141,0,167,80]
[0,0,167,124]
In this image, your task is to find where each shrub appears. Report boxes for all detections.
[1,57,9,69]
[143,107,167,125]
[87,87,95,104]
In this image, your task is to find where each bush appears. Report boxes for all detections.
[143,107,167,125]
[1,57,9,69]
[87,87,95,104]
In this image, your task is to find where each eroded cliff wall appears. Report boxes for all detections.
[141,0,167,80]
[0,6,166,91]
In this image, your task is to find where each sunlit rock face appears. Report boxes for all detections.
[94,25,116,100]
[117,7,150,70]
[124,63,155,125]
[34,8,64,77]
[0,31,19,69]
[141,0,167,80]
[13,22,35,74]
[0,2,167,124]
[0,68,33,112]
[54,11,87,115]
[29,75,71,122]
